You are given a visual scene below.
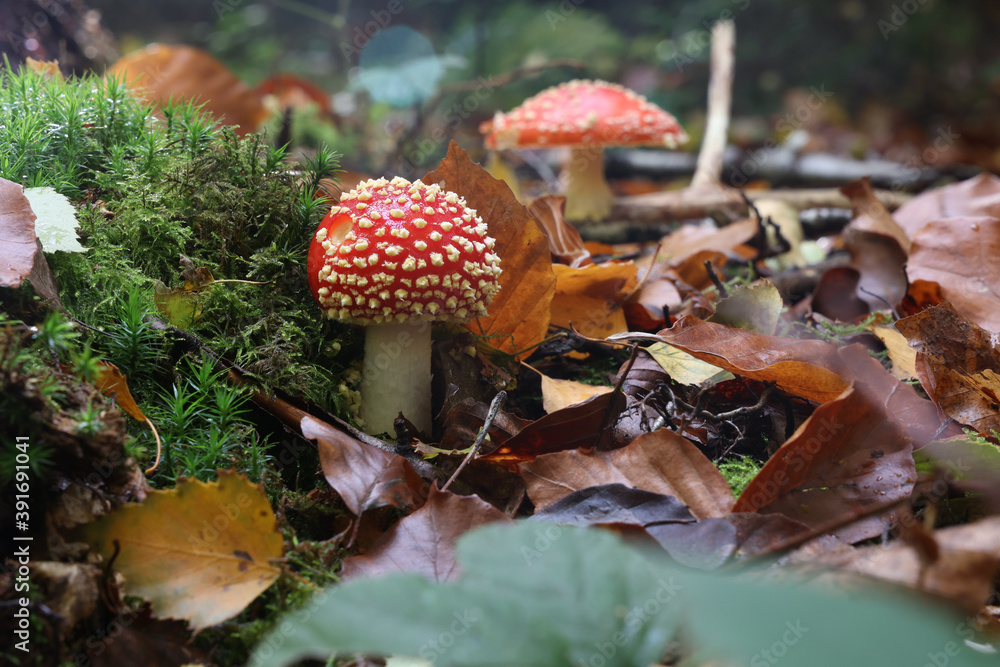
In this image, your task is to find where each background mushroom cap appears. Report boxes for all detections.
[481,79,688,151]
[310,176,502,325]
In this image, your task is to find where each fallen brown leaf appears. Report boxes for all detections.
[895,302,1000,435]
[424,143,556,360]
[907,216,1000,332]
[550,260,638,338]
[0,176,38,288]
[340,485,508,581]
[527,194,592,267]
[108,44,267,136]
[304,415,426,518]
[519,429,734,520]
[893,172,1000,238]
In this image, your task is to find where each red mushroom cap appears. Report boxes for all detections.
[481,79,687,151]
[309,176,502,325]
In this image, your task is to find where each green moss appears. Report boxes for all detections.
[717,456,762,497]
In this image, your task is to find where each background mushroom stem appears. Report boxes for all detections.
[359,320,432,435]
[564,145,614,222]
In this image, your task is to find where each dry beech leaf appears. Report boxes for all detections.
[895,302,1000,435]
[550,260,638,338]
[303,415,425,517]
[868,324,917,381]
[527,195,592,267]
[907,216,1000,332]
[482,391,627,467]
[893,172,1000,238]
[341,485,508,582]
[82,471,282,631]
[810,267,870,322]
[841,177,911,254]
[654,316,848,403]
[439,398,530,454]
[646,342,732,386]
[519,428,734,520]
[645,319,950,444]
[733,382,916,544]
[658,218,759,264]
[0,176,38,288]
[108,44,267,136]
[538,372,614,414]
[424,143,555,359]
[814,516,1000,610]
[95,362,147,423]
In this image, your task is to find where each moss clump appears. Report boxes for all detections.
[0,63,357,478]
[717,455,762,497]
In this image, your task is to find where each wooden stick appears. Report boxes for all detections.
[691,20,735,189]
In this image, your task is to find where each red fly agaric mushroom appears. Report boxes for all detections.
[481,79,688,222]
[307,176,502,435]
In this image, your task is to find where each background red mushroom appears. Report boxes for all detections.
[481,79,688,222]
[308,176,502,435]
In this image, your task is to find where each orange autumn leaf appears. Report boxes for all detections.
[95,362,147,423]
[424,143,555,360]
[82,472,282,631]
[108,44,267,136]
[0,176,38,289]
[550,260,638,338]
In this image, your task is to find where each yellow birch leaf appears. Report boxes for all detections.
[82,471,282,631]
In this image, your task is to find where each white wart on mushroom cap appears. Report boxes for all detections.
[313,176,502,325]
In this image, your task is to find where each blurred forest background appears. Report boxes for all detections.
[5,0,1000,176]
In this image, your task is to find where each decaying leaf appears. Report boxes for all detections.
[653,316,848,403]
[107,44,268,135]
[341,485,508,582]
[527,194,592,267]
[82,471,282,631]
[549,260,638,338]
[646,341,733,386]
[0,176,38,288]
[537,370,614,414]
[869,324,917,381]
[907,216,1000,332]
[893,172,1000,238]
[304,415,426,518]
[895,302,1000,435]
[733,382,916,544]
[424,143,556,359]
[95,362,148,423]
[708,280,783,335]
[153,279,201,328]
[519,429,734,520]
[482,390,627,466]
[810,267,871,322]
[23,187,86,253]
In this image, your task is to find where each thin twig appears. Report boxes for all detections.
[690,19,735,189]
[705,259,729,298]
[441,390,507,492]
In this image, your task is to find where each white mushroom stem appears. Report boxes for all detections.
[359,320,433,436]
[563,146,614,222]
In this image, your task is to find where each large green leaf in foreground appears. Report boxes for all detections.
[252,522,998,666]
[252,522,679,667]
